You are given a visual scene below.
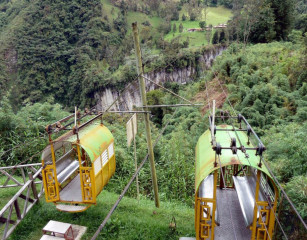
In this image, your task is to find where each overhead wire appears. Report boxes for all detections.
[213,79,291,239]
[91,105,181,240]
[142,75,195,105]
[219,115,274,240]
[205,76,238,240]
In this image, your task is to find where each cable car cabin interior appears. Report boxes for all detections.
[42,119,115,213]
[195,114,278,240]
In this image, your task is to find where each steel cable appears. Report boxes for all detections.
[208,75,291,239]
[91,106,180,240]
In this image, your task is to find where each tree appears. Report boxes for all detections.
[205,29,212,44]
[182,13,187,21]
[173,23,177,32]
[212,30,219,44]
[270,0,295,40]
[183,38,189,48]
[199,21,206,29]
[179,23,184,33]
[219,29,226,42]
[190,12,197,21]
[171,10,179,21]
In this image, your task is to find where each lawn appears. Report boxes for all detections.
[7,190,195,240]
[101,0,120,21]
[100,1,232,48]
[165,6,233,47]
[101,0,163,35]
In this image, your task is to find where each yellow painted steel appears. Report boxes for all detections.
[252,170,261,238]
[195,125,278,240]
[42,122,115,212]
[42,141,60,203]
[251,171,279,240]
[195,170,218,240]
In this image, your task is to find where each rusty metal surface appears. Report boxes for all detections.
[42,121,114,163]
[195,125,271,193]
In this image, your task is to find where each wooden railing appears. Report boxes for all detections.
[0,163,42,188]
[0,164,44,240]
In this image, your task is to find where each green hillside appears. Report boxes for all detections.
[0,0,306,239]
[165,6,232,47]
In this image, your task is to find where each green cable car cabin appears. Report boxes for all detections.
[42,118,115,213]
[194,116,278,240]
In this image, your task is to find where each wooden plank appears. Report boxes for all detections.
[21,168,26,184]
[29,173,39,201]
[3,205,14,240]
[14,200,21,220]
[0,217,15,224]
[2,168,18,187]
[0,163,42,170]
[21,186,31,218]
[19,194,34,203]
[0,170,22,186]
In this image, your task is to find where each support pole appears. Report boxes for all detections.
[132,22,159,208]
[132,118,140,200]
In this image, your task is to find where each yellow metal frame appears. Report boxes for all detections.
[42,141,60,202]
[76,144,96,204]
[93,141,116,197]
[195,170,218,240]
[251,170,279,240]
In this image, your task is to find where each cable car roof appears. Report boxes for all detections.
[42,122,113,162]
[195,124,271,192]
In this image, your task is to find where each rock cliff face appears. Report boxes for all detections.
[95,46,226,111]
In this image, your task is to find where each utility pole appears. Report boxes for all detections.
[132,22,160,208]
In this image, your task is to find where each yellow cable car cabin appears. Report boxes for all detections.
[195,122,278,240]
[42,120,115,212]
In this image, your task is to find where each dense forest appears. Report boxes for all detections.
[0,0,306,239]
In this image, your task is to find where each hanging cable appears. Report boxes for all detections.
[219,110,288,240]
[91,105,181,240]
[213,70,306,233]
[142,75,196,105]
[203,76,212,114]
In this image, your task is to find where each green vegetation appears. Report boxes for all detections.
[1,0,307,239]
[208,40,307,224]
[164,6,232,47]
[0,98,68,166]
[5,187,194,240]
[0,0,232,109]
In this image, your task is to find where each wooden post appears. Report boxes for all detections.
[28,172,39,202]
[132,118,140,200]
[132,22,159,208]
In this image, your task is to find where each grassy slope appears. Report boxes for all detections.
[7,189,194,240]
[101,0,232,48]
[101,0,163,34]
[165,6,232,47]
